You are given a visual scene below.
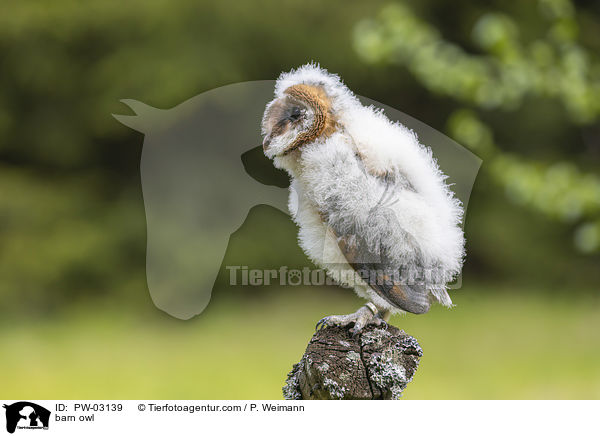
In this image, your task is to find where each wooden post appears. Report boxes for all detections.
[283,324,422,400]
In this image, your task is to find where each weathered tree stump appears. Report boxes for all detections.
[283,324,422,400]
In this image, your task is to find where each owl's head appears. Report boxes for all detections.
[261,64,357,160]
[261,84,336,159]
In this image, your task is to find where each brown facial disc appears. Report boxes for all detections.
[282,84,337,154]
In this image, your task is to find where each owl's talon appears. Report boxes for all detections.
[315,317,329,331]
[315,304,382,335]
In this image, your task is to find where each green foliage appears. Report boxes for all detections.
[448,110,600,225]
[0,0,598,319]
[354,0,600,253]
[0,0,388,314]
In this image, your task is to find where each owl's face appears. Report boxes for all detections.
[261,96,312,158]
[261,84,336,159]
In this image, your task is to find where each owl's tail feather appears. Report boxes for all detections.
[430,287,453,307]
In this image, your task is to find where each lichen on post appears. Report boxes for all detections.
[283,324,422,400]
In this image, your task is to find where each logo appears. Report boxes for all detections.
[3,402,50,434]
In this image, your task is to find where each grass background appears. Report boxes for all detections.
[3,285,598,399]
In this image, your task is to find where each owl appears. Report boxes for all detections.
[261,64,465,334]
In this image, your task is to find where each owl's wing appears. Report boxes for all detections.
[328,213,431,315]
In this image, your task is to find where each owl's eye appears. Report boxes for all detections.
[288,107,302,121]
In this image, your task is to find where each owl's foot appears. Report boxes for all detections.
[316,303,388,336]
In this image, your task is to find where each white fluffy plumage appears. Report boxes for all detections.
[262,63,465,315]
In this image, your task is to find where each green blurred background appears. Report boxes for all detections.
[1,0,599,399]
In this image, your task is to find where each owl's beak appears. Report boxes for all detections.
[262,135,271,152]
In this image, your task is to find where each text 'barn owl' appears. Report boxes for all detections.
[261,64,465,334]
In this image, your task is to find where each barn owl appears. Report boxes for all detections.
[261,64,465,334]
